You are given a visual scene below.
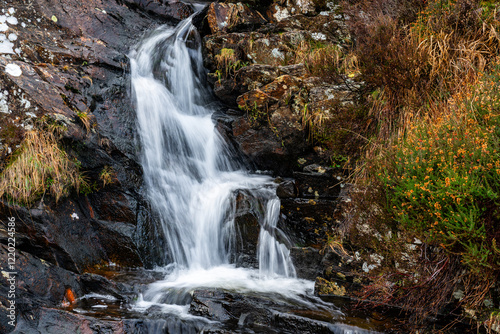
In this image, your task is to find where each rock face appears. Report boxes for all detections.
[203,1,351,176]
[201,0,372,301]
[0,0,190,260]
[0,0,190,332]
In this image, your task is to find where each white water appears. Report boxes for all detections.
[130,15,305,308]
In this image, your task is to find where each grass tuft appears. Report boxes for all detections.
[0,131,83,204]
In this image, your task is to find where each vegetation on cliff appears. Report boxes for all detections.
[328,0,500,330]
[204,0,499,329]
[0,128,83,204]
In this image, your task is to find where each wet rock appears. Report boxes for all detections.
[189,288,277,332]
[290,247,322,280]
[276,180,298,198]
[0,243,139,333]
[0,0,167,270]
[272,311,377,334]
[0,200,143,273]
[14,308,124,334]
[232,190,263,268]
[190,289,232,321]
[279,198,336,247]
[231,116,292,174]
[123,0,194,21]
[0,244,82,333]
[79,273,131,300]
[207,2,267,34]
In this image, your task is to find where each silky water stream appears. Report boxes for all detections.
[76,10,386,334]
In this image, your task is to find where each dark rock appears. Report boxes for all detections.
[213,78,239,107]
[190,288,375,334]
[0,0,168,271]
[293,169,343,199]
[232,190,263,268]
[14,307,124,334]
[279,198,337,247]
[0,245,82,333]
[272,311,377,334]
[189,288,274,331]
[207,2,267,34]
[123,0,194,21]
[276,180,298,198]
[0,201,143,273]
[190,289,232,321]
[80,273,130,300]
[231,116,293,174]
[290,247,323,280]
[0,245,139,333]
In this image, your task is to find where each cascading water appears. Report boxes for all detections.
[130,16,295,281]
[116,8,384,334]
[63,6,389,333]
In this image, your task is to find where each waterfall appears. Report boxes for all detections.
[123,13,383,334]
[130,16,295,278]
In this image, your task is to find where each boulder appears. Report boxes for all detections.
[290,247,323,279]
[190,289,233,321]
[276,179,298,198]
[267,0,322,22]
[0,243,142,333]
[231,116,291,174]
[1,200,143,273]
[232,190,265,268]
[207,2,267,34]
[123,0,194,21]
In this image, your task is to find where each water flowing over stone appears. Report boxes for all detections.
[130,16,295,279]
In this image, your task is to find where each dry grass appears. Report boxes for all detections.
[77,111,92,133]
[293,40,344,79]
[99,165,116,188]
[346,0,500,145]
[0,131,82,204]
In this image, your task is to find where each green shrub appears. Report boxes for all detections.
[379,60,500,272]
